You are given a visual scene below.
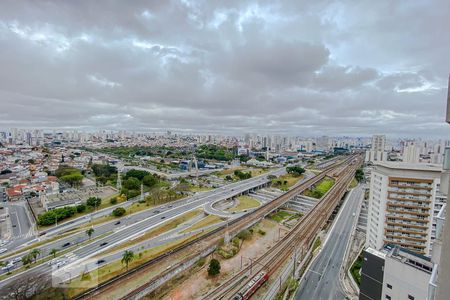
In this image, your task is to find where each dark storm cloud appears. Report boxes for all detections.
[0,0,449,136]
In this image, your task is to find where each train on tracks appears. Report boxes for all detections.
[232,271,269,300]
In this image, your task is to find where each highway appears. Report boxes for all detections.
[0,167,285,290]
[294,184,364,300]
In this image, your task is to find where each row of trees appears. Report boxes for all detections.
[37,197,101,226]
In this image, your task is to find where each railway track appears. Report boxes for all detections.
[203,157,362,300]
[74,156,357,300]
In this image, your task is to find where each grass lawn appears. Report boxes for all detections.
[349,178,358,189]
[272,174,304,191]
[67,232,204,298]
[214,167,267,180]
[96,210,202,255]
[269,210,294,223]
[190,185,214,192]
[304,177,335,199]
[227,195,260,212]
[181,215,223,233]
[312,237,321,252]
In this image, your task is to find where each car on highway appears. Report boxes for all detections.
[55,261,66,268]
[39,231,47,236]
[62,242,71,248]
[96,259,106,264]
[154,210,160,214]
[48,259,61,266]
[100,242,108,247]
[0,248,7,254]
[1,264,13,271]
[161,216,166,219]
[11,257,21,264]
[168,205,173,208]
[114,221,121,225]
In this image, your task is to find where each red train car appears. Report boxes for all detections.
[233,271,269,300]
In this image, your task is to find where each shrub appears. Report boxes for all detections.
[207,259,221,276]
[236,229,252,241]
[86,197,101,208]
[110,197,118,205]
[112,207,126,217]
[76,204,86,213]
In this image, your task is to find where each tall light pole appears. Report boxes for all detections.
[436,74,450,300]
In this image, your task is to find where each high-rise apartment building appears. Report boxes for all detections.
[403,140,421,163]
[367,161,445,256]
[365,134,387,162]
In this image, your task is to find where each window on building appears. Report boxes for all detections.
[385,295,391,300]
[387,283,392,289]
[408,295,415,300]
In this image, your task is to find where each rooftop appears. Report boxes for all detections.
[374,161,442,172]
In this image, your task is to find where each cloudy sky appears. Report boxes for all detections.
[0,0,449,137]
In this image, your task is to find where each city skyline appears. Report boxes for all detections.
[0,1,449,136]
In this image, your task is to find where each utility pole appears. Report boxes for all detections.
[116,164,122,190]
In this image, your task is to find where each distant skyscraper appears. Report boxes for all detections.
[403,140,420,163]
[365,134,387,162]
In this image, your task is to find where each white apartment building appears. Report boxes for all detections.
[367,161,445,256]
[365,135,388,162]
[403,141,421,163]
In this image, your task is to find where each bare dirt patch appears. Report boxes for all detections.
[160,218,286,300]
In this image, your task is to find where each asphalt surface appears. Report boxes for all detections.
[294,184,364,300]
[0,201,35,251]
[0,167,286,289]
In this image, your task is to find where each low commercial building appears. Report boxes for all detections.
[360,246,433,300]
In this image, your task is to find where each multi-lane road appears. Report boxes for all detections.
[0,166,286,290]
[294,184,364,300]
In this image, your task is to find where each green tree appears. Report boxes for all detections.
[30,248,41,263]
[76,204,86,213]
[22,254,32,267]
[143,174,158,188]
[86,197,102,208]
[86,227,95,240]
[355,168,364,182]
[286,166,305,177]
[207,258,221,276]
[124,169,149,181]
[112,207,126,217]
[123,177,140,190]
[121,250,135,270]
[50,248,58,258]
